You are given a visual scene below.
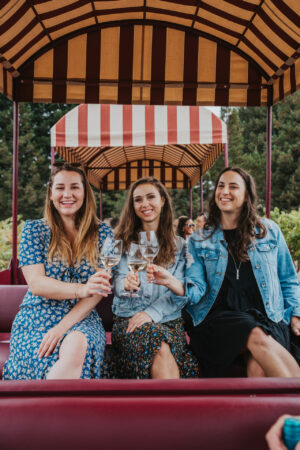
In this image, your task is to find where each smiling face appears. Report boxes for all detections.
[215,170,246,217]
[132,183,165,229]
[50,170,85,220]
[184,219,195,236]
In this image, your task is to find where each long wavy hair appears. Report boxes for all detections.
[176,216,189,239]
[205,167,266,261]
[115,177,176,266]
[44,164,99,266]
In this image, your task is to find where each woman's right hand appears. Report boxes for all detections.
[78,269,111,298]
[146,264,171,286]
[124,271,140,291]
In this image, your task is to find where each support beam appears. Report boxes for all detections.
[266,106,272,219]
[200,165,203,212]
[189,186,193,219]
[99,189,103,221]
[224,143,229,168]
[12,102,19,285]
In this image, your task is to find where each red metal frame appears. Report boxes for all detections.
[11,102,19,285]
[266,106,272,219]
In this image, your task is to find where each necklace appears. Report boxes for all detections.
[230,253,242,280]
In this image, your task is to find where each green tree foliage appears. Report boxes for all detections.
[0,216,25,270]
[271,208,300,263]
[0,95,74,221]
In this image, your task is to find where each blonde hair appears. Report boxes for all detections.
[44,164,99,267]
[115,177,176,266]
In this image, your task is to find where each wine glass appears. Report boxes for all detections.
[123,242,147,298]
[99,237,123,293]
[139,231,159,283]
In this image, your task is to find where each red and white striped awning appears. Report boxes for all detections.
[51,104,227,191]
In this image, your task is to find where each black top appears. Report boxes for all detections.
[208,228,266,315]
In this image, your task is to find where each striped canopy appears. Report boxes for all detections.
[51,104,227,190]
[0,1,299,107]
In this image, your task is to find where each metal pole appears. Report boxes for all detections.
[189,186,193,219]
[224,143,229,168]
[266,106,272,219]
[12,102,19,285]
[99,189,103,221]
[200,165,203,212]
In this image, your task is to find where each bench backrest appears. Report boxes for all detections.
[0,285,114,332]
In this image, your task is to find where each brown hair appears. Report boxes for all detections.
[205,167,266,261]
[176,216,190,239]
[44,164,99,266]
[114,177,176,266]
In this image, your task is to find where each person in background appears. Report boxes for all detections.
[3,164,112,380]
[176,216,195,241]
[195,212,207,230]
[110,177,199,379]
[110,217,120,231]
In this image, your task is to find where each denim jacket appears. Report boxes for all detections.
[186,219,300,326]
[112,237,188,323]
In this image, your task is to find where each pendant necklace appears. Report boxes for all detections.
[230,252,242,280]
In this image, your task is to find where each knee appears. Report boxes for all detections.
[247,327,268,351]
[156,342,172,360]
[62,332,88,367]
[247,356,265,378]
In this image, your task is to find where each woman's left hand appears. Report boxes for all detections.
[126,311,152,333]
[38,323,67,358]
[291,316,300,336]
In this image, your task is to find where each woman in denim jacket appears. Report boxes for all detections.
[110,177,199,379]
[185,167,300,377]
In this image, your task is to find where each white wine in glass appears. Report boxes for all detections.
[98,237,123,293]
[124,242,145,297]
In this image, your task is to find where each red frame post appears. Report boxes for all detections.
[189,185,193,219]
[99,189,103,221]
[224,143,229,168]
[12,102,19,285]
[266,106,272,218]
[200,165,203,213]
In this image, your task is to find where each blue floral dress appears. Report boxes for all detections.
[3,219,113,380]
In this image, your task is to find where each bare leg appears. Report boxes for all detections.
[151,341,180,379]
[46,331,88,380]
[247,327,300,377]
[247,355,266,377]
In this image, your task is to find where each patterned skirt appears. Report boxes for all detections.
[108,315,200,379]
[3,302,106,380]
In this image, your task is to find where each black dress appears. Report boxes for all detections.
[188,229,291,377]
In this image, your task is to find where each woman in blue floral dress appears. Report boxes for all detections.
[3,164,113,380]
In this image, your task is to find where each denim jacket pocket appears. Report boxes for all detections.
[256,241,277,266]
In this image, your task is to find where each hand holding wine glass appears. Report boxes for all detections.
[139,230,159,282]
[99,237,123,293]
[124,242,147,297]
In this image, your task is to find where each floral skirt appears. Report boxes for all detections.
[3,303,106,380]
[108,315,200,379]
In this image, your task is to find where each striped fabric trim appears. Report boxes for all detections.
[51,104,227,147]
[1,2,298,105]
[52,104,226,190]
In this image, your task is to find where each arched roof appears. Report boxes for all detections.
[0,1,299,106]
[51,103,227,190]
